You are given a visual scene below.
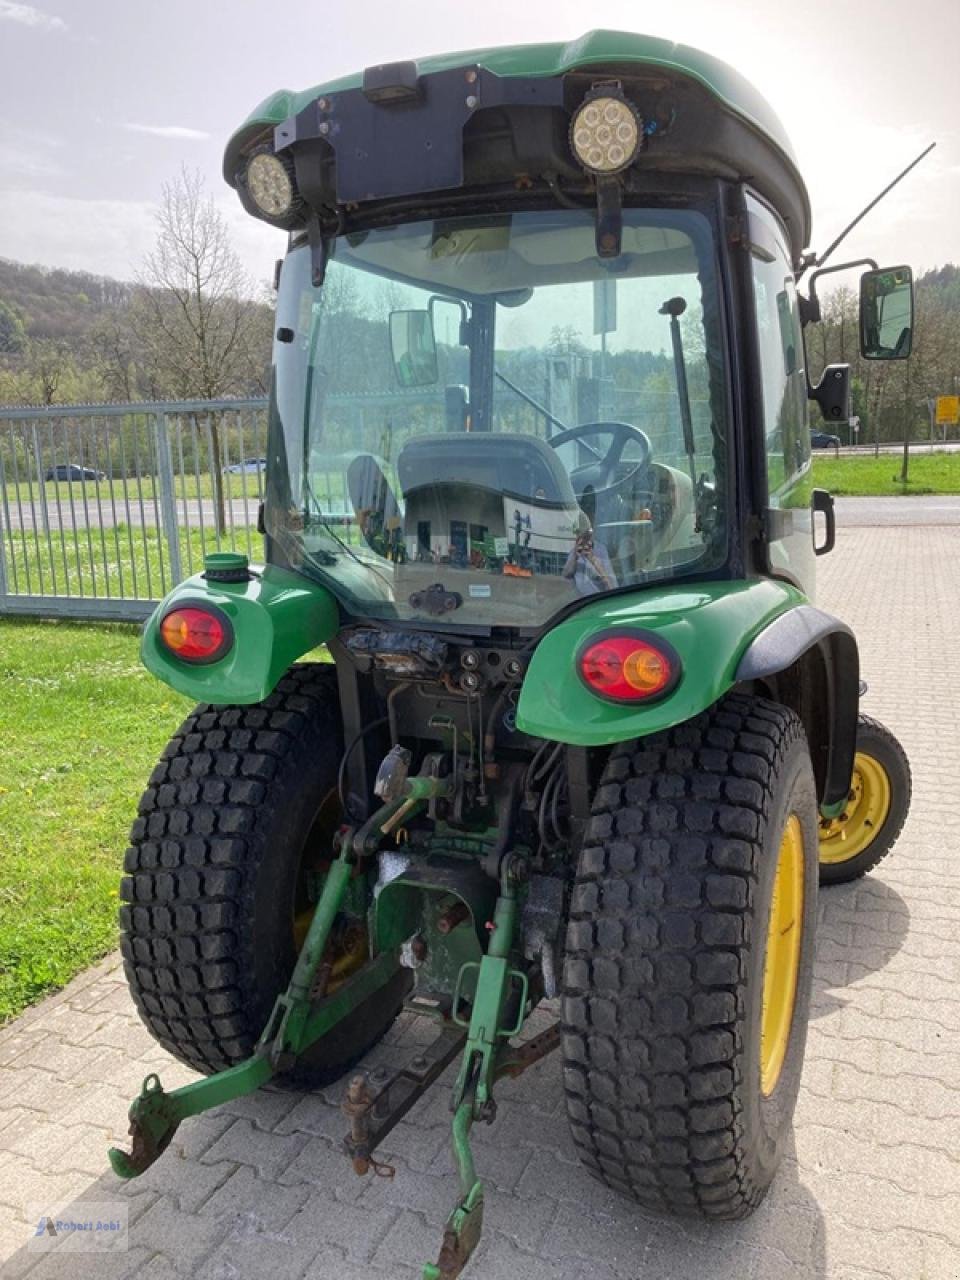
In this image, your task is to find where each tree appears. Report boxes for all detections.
[0,299,26,354]
[132,166,268,531]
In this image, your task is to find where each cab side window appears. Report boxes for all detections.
[746,194,814,593]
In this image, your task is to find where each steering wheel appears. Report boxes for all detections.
[548,421,653,493]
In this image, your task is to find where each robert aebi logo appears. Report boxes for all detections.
[27,1202,128,1253]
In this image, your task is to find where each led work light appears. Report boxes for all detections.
[244,151,296,218]
[570,94,642,175]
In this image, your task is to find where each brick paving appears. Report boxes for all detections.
[2,512,960,1279]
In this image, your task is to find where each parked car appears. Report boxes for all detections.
[43,464,105,481]
[223,458,267,474]
[810,429,841,449]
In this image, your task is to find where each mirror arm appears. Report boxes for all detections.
[803,257,878,326]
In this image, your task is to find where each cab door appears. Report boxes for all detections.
[746,193,816,599]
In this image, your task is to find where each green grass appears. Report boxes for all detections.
[0,619,192,1023]
[812,451,960,496]
[2,523,261,599]
[3,469,265,509]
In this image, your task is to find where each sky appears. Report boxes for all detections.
[0,0,957,295]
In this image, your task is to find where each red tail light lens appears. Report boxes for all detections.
[159,605,232,664]
[577,630,680,703]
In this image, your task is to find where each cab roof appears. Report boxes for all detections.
[225,29,811,254]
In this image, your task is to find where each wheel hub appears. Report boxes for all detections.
[760,814,804,1096]
[818,752,892,863]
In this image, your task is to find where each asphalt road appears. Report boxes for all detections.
[834,495,960,525]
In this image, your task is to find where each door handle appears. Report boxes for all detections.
[812,488,835,556]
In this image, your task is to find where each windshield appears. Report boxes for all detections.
[265,207,729,630]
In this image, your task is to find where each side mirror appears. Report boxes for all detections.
[389,310,438,388]
[809,363,851,422]
[860,266,913,360]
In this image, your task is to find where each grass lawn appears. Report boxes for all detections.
[2,523,261,600]
[0,618,191,1023]
[812,450,960,496]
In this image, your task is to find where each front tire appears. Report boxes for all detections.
[818,713,911,884]
[119,663,407,1084]
[561,693,819,1219]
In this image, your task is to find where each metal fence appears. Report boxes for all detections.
[0,398,269,622]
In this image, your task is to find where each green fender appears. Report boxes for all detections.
[141,564,340,705]
[516,579,806,746]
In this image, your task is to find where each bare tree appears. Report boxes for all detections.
[25,338,70,406]
[133,167,267,531]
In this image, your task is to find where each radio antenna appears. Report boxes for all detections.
[804,142,936,275]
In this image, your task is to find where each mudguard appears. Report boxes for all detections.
[141,563,340,704]
[516,579,805,746]
[734,603,859,809]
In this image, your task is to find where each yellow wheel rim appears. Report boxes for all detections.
[760,814,804,1096]
[818,752,892,864]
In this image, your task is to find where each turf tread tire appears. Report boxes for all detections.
[818,712,911,885]
[119,663,403,1082]
[561,692,818,1220]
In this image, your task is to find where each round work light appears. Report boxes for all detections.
[570,94,642,175]
[244,151,295,218]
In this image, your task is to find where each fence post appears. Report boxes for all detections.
[154,410,183,586]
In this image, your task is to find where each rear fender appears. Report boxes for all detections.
[141,564,340,704]
[734,604,859,808]
[516,579,805,747]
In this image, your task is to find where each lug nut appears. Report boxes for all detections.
[461,650,481,670]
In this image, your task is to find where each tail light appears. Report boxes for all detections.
[577,630,680,704]
[159,605,233,664]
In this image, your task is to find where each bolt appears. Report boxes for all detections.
[479,1099,497,1124]
[505,658,523,678]
[465,94,478,110]
[461,649,481,670]
[318,97,329,110]
[461,671,481,692]
[318,122,330,136]
[410,1055,428,1072]
[465,69,478,84]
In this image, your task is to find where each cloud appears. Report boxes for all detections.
[0,1,66,32]
[122,123,211,142]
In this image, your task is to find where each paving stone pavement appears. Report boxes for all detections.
[2,516,960,1280]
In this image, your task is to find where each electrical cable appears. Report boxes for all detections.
[337,716,389,818]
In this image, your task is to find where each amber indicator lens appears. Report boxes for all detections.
[578,634,678,702]
[159,607,230,663]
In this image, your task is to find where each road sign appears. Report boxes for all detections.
[935,395,959,426]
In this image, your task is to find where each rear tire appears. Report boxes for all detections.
[119,663,407,1085]
[818,713,911,884]
[561,693,818,1219]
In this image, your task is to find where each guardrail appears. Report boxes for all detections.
[0,398,269,622]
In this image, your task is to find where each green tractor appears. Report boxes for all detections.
[110,31,913,1276]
